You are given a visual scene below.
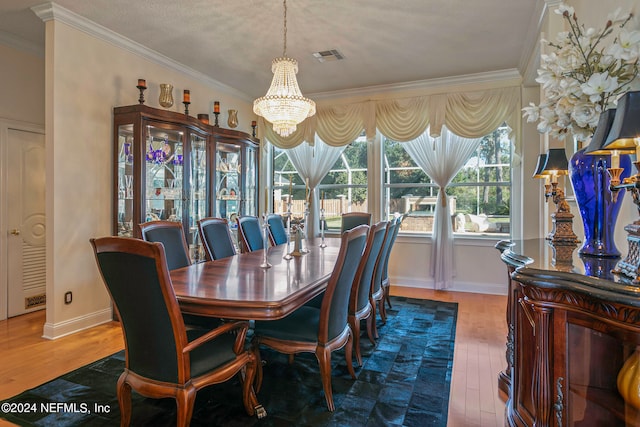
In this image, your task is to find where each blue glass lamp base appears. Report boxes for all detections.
[569,148,630,258]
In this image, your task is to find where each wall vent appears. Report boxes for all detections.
[312,49,345,63]
[25,293,46,309]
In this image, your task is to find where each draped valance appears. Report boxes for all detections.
[261,86,520,147]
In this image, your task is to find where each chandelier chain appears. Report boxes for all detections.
[282,0,287,57]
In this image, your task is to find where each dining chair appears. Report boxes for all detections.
[340,212,372,233]
[349,220,388,366]
[90,236,262,426]
[381,214,404,309]
[251,224,369,411]
[197,217,236,261]
[266,214,288,246]
[139,220,191,270]
[371,219,397,337]
[237,215,264,253]
[139,220,219,328]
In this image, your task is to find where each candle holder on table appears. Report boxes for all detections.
[259,214,272,269]
[302,201,310,253]
[319,207,327,248]
[283,202,293,260]
[288,217,306,257]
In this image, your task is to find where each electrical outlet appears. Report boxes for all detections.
[64,291,72,304]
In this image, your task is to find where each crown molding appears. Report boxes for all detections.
[309,69,523,102]
[31,2,253,102]
[0,30,44,57]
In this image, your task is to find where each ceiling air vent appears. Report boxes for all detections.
[312,49,345,63]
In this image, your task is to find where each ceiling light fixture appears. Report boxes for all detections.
[253,0,316,137]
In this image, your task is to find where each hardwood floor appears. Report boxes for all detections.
[0,287,507,426]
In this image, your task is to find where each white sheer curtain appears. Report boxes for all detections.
[403,126,482,289]
[285,135,346,236]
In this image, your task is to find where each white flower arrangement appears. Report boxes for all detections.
[523,3,640,142]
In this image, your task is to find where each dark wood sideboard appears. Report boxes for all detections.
[495,239,640,427]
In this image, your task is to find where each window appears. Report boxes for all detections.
[319,135,368,231]
[272,135,368,232]
[383,126,512,234]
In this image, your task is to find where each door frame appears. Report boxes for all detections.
[0,118,45,321]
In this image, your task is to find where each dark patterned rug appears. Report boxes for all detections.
[0,297,457,427]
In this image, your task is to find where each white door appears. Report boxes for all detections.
[7,128,46,317]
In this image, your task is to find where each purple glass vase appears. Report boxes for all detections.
[569,110,630,257]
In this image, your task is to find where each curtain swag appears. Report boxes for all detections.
[263,86,520,148]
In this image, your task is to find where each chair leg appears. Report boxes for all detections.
[349,316,363,366]
[345,330,356,379]
[378,297,387,324]
[116,373,132,427]
[365,315,376,345]
[384,283,392,309]
[316,347,335,411]
[370,299,379,339]
[175,386,196,427]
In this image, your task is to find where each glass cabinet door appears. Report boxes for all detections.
[215,142,241,225]
[116,127,135,236]
[143,125,185,227]
[188,132,208,261]
[244,145,257,216]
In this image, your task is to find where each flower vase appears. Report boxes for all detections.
[569,110,630,257]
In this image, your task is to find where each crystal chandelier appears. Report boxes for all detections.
[253,0,316,137]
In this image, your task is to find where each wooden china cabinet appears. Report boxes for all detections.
[113,104,259,261]
[496,239,640,427]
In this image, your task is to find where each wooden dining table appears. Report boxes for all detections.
[170,237,342,320]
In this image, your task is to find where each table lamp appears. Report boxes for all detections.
[540,148,578,244]
[601,91,640,282]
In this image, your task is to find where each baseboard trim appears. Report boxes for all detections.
[392,275,507,296]
[42,308,113,340]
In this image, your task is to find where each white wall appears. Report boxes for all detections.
[0,43,44,124]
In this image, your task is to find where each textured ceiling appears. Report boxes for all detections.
[0,0,540,98]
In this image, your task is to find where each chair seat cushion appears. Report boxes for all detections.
[253,306,320,343]
[187,329,240,377]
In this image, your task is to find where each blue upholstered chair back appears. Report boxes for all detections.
[382,215,403,280]
[92,237,183,383]
[267,214,288,246]
[139,221,191,270]
[340,212,371,233]
[373,220,396,294]
[198,217,236,260]
[354,221,388,312]
[237,216,264,252]
[324,225,368,340]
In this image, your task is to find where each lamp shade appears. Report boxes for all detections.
[533,153,548,178]
[585,109,634,154]
[542,148,569,175]
[603,90,640,151]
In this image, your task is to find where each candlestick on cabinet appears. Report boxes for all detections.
[182,90,190,115]
[252,120,257,138]
[213,101,220,126]
[136,79,147,104]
